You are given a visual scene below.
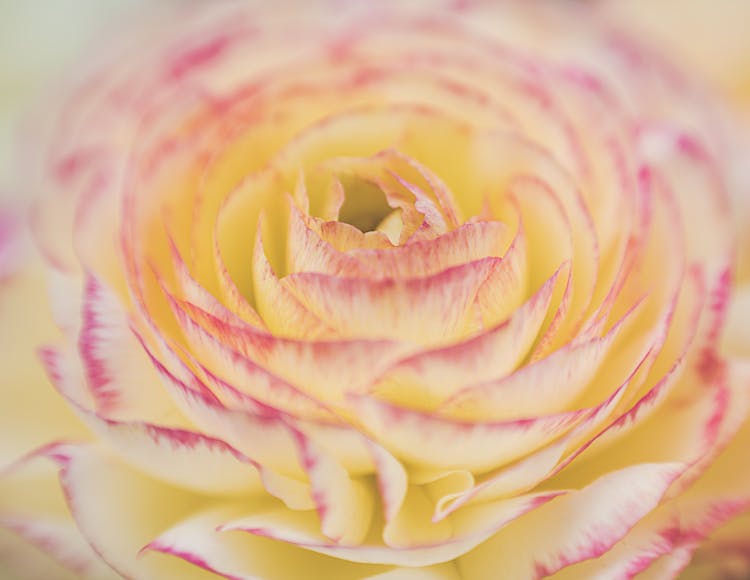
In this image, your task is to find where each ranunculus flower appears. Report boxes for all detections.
[2,1,750,578]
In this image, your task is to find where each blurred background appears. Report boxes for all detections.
[0,0,165,195]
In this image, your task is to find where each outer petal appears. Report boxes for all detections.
[144,508,390,580]
[457,462,683,579]
[77,274,183,422]
[0,447,115,579]
[54,444,238,579]
[219,490,562,567]
[350,375,628,473]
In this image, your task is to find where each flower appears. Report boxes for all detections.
[2,1,750,578]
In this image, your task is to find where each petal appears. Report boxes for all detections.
[78,274,181,422]
[349,392,609,473]
[145,507,390,580]
[78,412,265,496]
[167,293,412,405]
[366,441,409,524]
[457,462,683,579]
[163,293,339,418]
[472,224,529,327]
[291,429,375,545]
[0,447,114,579]
[442,293,643,421]
[56,445,232,579]
[288,202,510,279]
[166,233,264,330]
[283,258,500,343]
[148,362,306,478]
[547,497,748,579]
[371,268,557,408]
[220,490,561,567]
[251,225,332,338]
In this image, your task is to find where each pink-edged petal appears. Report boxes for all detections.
[366,441,409,524]
[351,220,510,278]
[638,128,732,282]
[166,233,265,330]
[140,324,379,477]
[432,440,569,523]
[430,361,647,522]
[547,363,729,497]
[547,496,749,579]
[38,345,96,411]
[288,201,510,279]
[286,202,365,276]
[77,274,180,422]
[145,357,306,478]
[163,294,339,419]
[317,148,460,239]
[167,294,412,405]
[211,226,270,329]
[142,347,316,509]
[371,269,557,408]
[0,446,113,579]
[311,216,395,252]
[442,293,643,421]
[283,258,500,343]
[78,411,265,496]
[389,150,463,229]
[0,527,86,580]
[144,507,389,580]
[671,360,750,495]
[60,447,284,580]
[457,462,683,579]
[251,225,333,338]
[349,391,608,473]
[473,224,529,327]
[291,429,375,545]
[220,489,561,567]
[542,267,711,492]
[161,362,379,487]
[55,444,244,579]
[475,133,599,348]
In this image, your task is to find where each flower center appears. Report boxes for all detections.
[337,175,398,236]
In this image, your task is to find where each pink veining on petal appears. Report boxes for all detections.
[77,275,119,413]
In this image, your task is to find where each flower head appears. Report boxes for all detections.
[2,2,750,579]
